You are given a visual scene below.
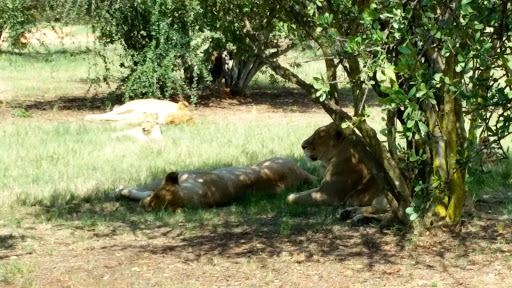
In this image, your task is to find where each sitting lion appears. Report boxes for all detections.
[286,122,388,221]
[111,157,315,211]
[85,99,193,125]
[112,113,162,141]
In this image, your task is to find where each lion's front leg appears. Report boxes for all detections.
[286,188,335,205]
[110,178,163,201]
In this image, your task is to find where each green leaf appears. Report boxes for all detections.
[441,46,451,57]
[405,207,415,214]
[408,86,417,98]
[474,24,484,30]
[407,120,415,128]
[313,82,324,89]
[378,97,393,105]
[418,122,429,133]
[505,78,512,86]
[403,107,412,119]
[384,64,397,82]
[416,90,427,97]
[455,63,465,72]
[381,86,393,94]
[399,46,412,55]
[410,213,419,221]
[363,9,379,21]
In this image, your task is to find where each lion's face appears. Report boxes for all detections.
[140,113,159,136]
[141,172,180,212]
[301,122,345,165]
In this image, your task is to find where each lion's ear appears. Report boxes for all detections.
[164,172,180,185]
[177,101,189,111]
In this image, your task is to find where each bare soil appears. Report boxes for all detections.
[1,90,512,287]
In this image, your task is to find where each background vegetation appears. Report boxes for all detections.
[1,0,512,228]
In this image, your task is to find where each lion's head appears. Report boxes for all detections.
[141,172,182,211]
[301,122,345,165]
[163,101,193,124]
[140,113,160,136]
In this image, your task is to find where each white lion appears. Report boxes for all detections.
[85,99,193,125]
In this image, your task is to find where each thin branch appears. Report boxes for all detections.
[358,86,369,116]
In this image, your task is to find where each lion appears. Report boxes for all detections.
[111,157,315,211]
[112,113,162,141]
[286,122,388,222]
[85,99,193,125]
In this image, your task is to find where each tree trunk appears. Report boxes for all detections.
[441,53,466,224]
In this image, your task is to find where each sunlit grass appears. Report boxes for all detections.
[0,30,123,104]
[0,119,327,207]
[0,118,341,234]
[0,260,35,287]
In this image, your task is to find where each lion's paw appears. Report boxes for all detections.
[285,194,295,204]
[338,207,358,221]
[109,187,125,199]
[351,214,379,226]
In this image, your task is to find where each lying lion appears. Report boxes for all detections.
[112,113,162,141]
[85,99,193,125]
[111,157,315,211]
[286,122,388,222]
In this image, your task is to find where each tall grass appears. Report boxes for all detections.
[0,118,341,233]
[0,119,326,207]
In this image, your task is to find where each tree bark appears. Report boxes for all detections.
[442,53,466,224]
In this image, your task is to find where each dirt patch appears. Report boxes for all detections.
[1,209,512,288]
[1,88,332,124]
[0,26,96,48]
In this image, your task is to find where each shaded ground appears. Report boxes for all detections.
[1,90,512,287]
[1,206,512,288]
[1,87,333,124]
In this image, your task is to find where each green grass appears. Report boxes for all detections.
[0,120,325,206]
[0,34,123,104]
[0,260,35,287]
[468,159,512,198]
[0,118,340,235]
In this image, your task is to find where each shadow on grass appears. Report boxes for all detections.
[16,178,512,269]
[21,158,330,233]
[12,85,382,114]
[14,159,512,269]
[15,91,125,111]
[0,46,95,58]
